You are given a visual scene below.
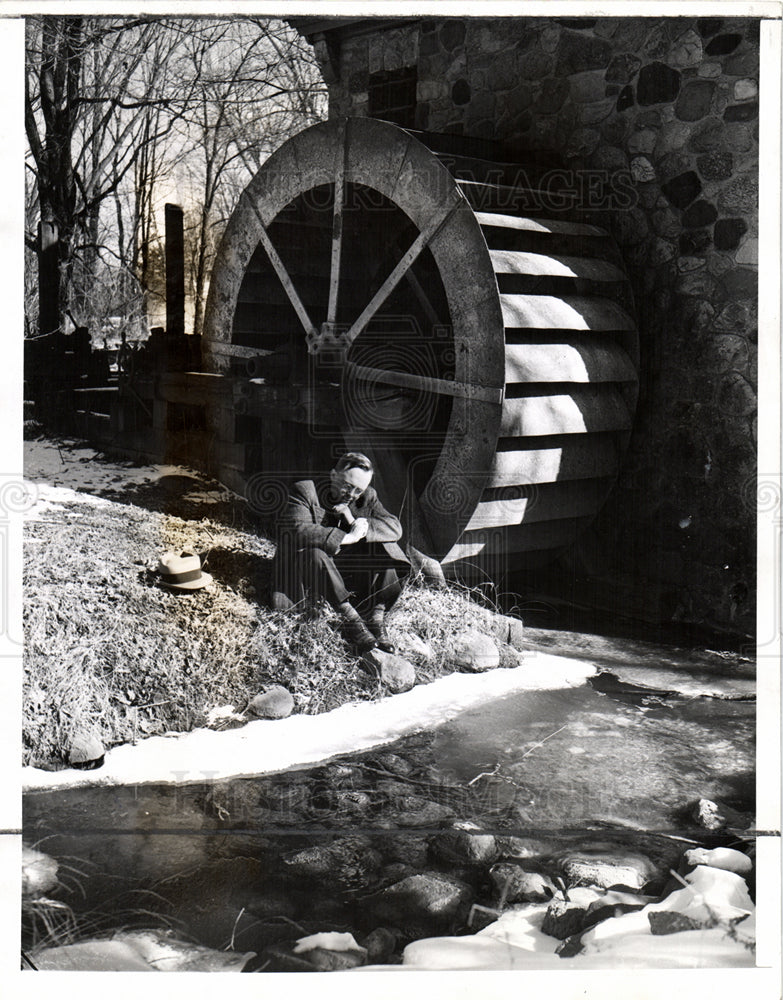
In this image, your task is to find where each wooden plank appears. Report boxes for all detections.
[327,118,347,326]
[500,294,635,331]
[465,477,613,530]
[235,384,344,425]
[403,267,442,327]
[505,340,637,384]
[476,212,608,237]
[75,411,111,443]
[157,370,232,394]
[489,249,627,282]
[443,516,593,563]
[499,385,632,437]
[156,376,232,406]
[344,362,503,404]
[208,342,272,360]
[120,375,154,399]
[487,435,620,487]
[253,213,319,341]
[457,178,572,213]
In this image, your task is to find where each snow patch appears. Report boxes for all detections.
[372,865,755,970]
[22,653,595,791]
[24,482,112,521]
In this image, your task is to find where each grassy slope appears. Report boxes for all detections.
[23,460,500,766]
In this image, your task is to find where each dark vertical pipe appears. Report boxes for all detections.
[165,203,185,337]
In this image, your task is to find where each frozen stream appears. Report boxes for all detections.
[23,630,755,969]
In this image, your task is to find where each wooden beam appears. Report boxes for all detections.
[344,362,503,404]
[165,204,185,337]
[208,342,272,360]
[403,266,442,328]
[248,200,319,342]
[326,119,347,327]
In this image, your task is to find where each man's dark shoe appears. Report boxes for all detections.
[342,617,378,654]
[366,618,395,653]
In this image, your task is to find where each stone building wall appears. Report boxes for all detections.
[318,16,759,635]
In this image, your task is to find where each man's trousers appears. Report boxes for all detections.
[272,541,409,612]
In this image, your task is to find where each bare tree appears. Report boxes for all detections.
[25,15,326,341]
[170,18,325,335]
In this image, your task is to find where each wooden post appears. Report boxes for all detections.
[165,203,185,337]
[38,220,59,336]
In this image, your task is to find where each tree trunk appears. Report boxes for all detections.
[36,16,84,332]
[37,220,59,336]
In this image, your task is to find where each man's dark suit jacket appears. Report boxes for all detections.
[271,479,408,603]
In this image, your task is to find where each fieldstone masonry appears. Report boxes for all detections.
[312,16,759,634]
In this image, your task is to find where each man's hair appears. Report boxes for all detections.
[334,452,373,474]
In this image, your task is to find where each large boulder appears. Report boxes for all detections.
[264,938,366,972]
[543,886,652,941]
[490,614,526,649]
[648,911,704,935]
[394,631,434,661]
[585,889,655,925]
[373,752,414,776]
[559,849,658,890]
[430,821,498,866]
[683,846,753,875]
[361,927,399,963]
[541,898,593,939]
[293,932,367,970]
[451,630,500,672]
[489,863,557,903]
[364,873,473,933]
[362,649,416,692]
[248,685,294,719]
[495,835,558,860]
[282,836,383,890]
[382,795,456,828]
[67,730,105,768]
[34,929,254,972]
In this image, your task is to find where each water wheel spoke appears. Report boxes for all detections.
[403,267,442,327]
[326,120,347,327]
[344,361,503,404]
[343,194,462,350]
[249,202,318,341]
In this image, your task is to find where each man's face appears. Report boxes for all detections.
[330,465,372,503]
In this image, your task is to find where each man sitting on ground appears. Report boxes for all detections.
[270,452,410,653]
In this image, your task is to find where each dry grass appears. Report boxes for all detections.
[23,467,501,766]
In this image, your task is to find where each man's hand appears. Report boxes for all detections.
[332,502,355,527]
[340,517,369,545]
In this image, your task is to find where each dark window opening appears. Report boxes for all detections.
[368,66,417,128]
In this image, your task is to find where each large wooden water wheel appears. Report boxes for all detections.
[203,117,638,578]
